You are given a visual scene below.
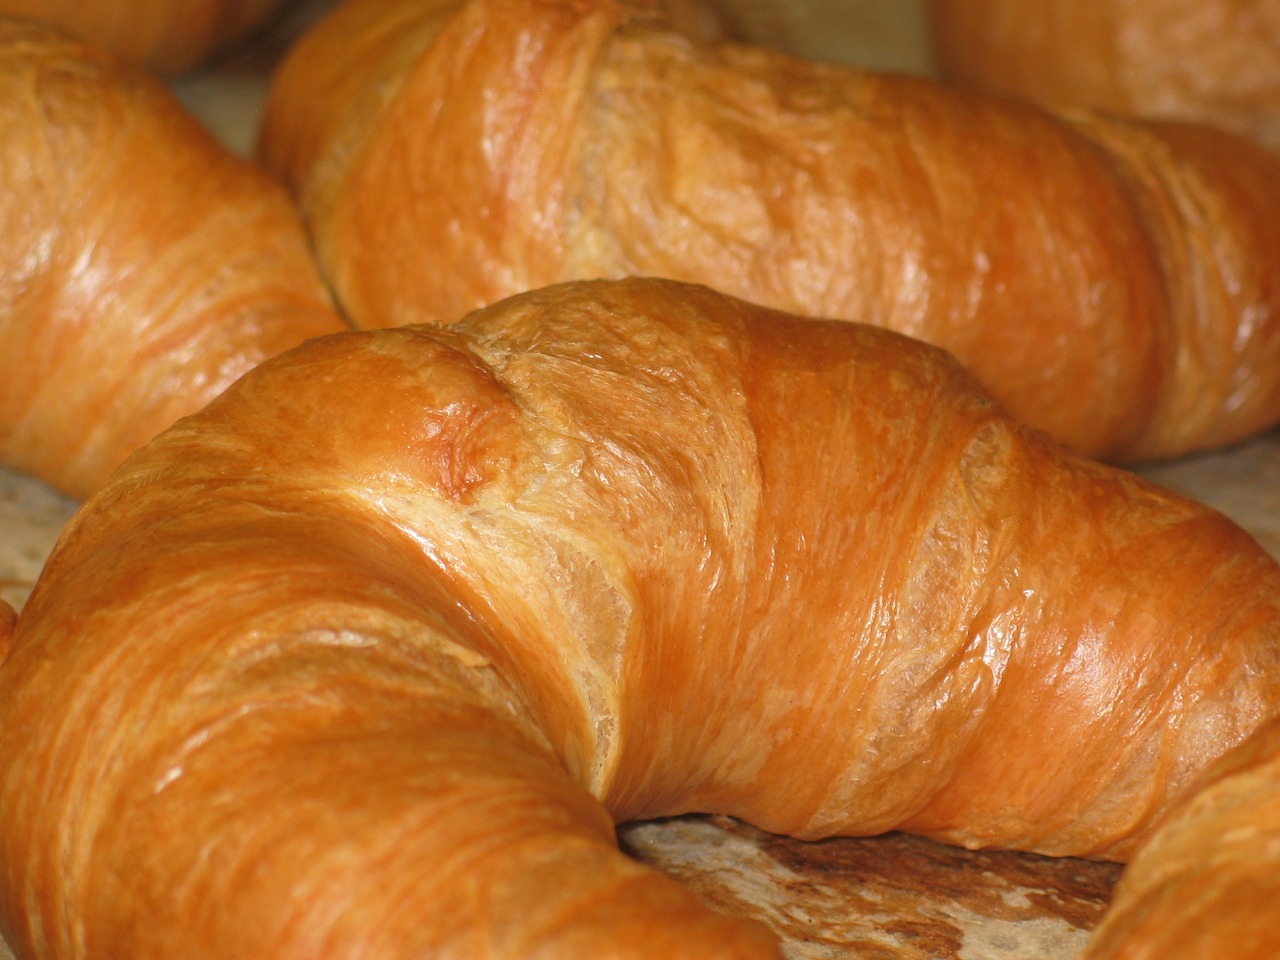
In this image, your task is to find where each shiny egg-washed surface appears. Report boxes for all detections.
[4,1,1279,957]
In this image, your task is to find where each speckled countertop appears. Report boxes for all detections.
[3,2,1279,958]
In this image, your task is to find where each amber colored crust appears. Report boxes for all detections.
[1082,717,1280,960]
[927,0,1280,153]
[0,0,293,74]
[1,278,1278,958]
[0,600,14,660]
[259,0,1280,464]
[0,19,348,499]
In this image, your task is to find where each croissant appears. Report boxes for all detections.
[1,277,1278,959]
[0,18,348,500]
[926,0,1280,153]
[0,0,296,74]
[1082,716,1280,959]
[258,0,1280,464]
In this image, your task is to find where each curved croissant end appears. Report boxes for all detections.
[0,18,348,500]
[1083,716,1280,959]
[1,278,1278,958]
[0,0,295,75]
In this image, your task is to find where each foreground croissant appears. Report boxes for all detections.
[1,278,1277,958]
[0,18,347,499]
[260,0,1280,463]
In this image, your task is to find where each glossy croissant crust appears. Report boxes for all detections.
[0,0,294,74]
[927,0,1280,153]
[0,17,348,499]
[1,279,1278,959]
[260,0,1280,463]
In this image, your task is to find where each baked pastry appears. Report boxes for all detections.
[259,0,1280,463]
[0,0,296,74]
[927,0,1280,153]
[0,18,348,499]
[1,277,1277,958]
[1081,715,1280,959]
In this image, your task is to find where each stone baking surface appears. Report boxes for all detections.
[622,817,1121,959]
[3,1,1278,957]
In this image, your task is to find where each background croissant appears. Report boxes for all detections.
[0,0,298,74]
[926,0,1280,153]
[0,17,348,500]
[1,278,1278,959]
[259,0,1280,464]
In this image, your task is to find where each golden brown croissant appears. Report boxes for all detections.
[259,0,1280,464]
[1,277,1278,958]
[1082,716,1280,959]
[927,0,1280,153]
[0,0,296,74]
[0,18,348,500]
